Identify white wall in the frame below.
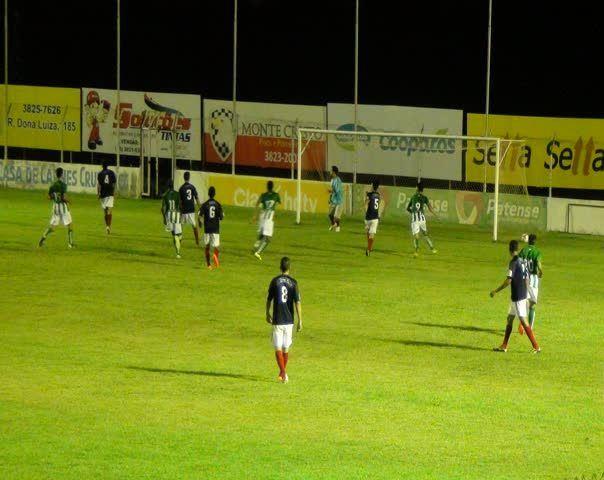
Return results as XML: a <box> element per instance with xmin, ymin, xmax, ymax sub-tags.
<box><xmin>547</xmin><ymin>197</ymin><xmax>604</xmax><ymax>235</ymax></box>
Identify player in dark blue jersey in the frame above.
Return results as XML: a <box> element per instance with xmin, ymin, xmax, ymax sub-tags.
<box><xmin>199</xmin><ymin>186</ymin><xmax>224</xmax><ymax>269</ymax></box>
<box><xmin>490</xmin><ymin>240</ymin><xmax>541</xmax><ymax>353</ymax></box>
<box><xmin>97</xmin><ymin>161</ymin><xmax>117</xmax><ymax>234</ymax></box>
<box><xmin>266</xmin><ymin>257</ymin><xmax>302</xmax><ymax>383</ymax></box>
<box><xmin>179</xmin><ymin>171</ymin><xmax>201</xmax><ymax>245</ymax></box>
<box><xmin>364</xmin><ymin>180</ymin><xmax>381</xmax><ymax>256</ymax></box>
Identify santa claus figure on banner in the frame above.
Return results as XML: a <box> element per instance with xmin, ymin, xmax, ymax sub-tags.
<box><xmin>84</xmin><ymin>90</ymin><xmax>111</xmax><ymax>150</ymax></box>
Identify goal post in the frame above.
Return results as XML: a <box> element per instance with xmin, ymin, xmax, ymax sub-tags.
<box><xmin>296</xmin><ymin>127</ymin><xmax>530</xmax><ymax>242</ymax></box>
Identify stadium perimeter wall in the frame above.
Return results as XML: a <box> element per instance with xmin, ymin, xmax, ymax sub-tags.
<box><xmin>0</xmin><ymin>159</ymin><xmax>140</xmax><ymax>198</ymax></box>
<box><xmin>547</xmin><ymin>197</ymin><xmax>604</xmax><ymax>235</ymax></box>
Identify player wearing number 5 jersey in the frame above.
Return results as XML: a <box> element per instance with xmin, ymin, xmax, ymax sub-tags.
<box><xmin>518</xmin><ymin>233</ymin><xmax>543</xmax><ymax>333</ymax></box>
<box><xmin>97</xmin><ymin>161</ymin><xmax>116</xmax><ymax>234</ymax></box>
<box><xmin>266</xmin><ymin>257</ymin><xmax>302</xmax><ymax>383</ymax></box>
<box><xmin>253</xmin><ymin>180</ymin><xmax>281</xmax><ymax>260</ymax></box>
<box><xmin>490</xmin><ymin>240</ymin><xmax>540</xmax><ymax>353</ymax></box>
<box><xmin>406</xmin><ymin>182</ymin><xmax>437</xmax><ymax>256</ymax></box>
<box><xmin>39</xmin><ymin>168</ymin><xmax>74</xmax><ymax>248</ymax></box>
<box><xmin>199</xmin><ymin>186</ymin><xmax>223</xmax><ymax>270</ymax></box>
<box><xmin>161</xmin><ymin>180</ymin><xmax>182</xmax><ymax>259</ymax></box>
<box><xmin>179</xmin><ymin>171</ymin><xmax>201</xmax><ymax>246</ymax></box>
<box><xmin>364</xmin><ymin>180</ymin><xmax>381</xmax><ymax>256</ymax></box>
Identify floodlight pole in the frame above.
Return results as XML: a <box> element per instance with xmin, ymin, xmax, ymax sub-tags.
<box><xmin>483</xmin><ymin>0</ymin><xmax>493</xmax><ymax>193</ymax></box>
<box><xmin>353</xmin><ymin>0</ymin><xmax>359</xmax><ymax>186</ymax></box>
<box><xmin>3</xmin><ymin>0</ymin><xmax>8</xmax><ymax>162</ymax></box>
<box><xmin>116</xmin><ymin>0</ymin><xmax>121</xmax><ymax>175</ymax></box>
<box><xmin>231</xmin><ymin>0</ymin><xmax>238</xmax><ymax>175</ymax></box>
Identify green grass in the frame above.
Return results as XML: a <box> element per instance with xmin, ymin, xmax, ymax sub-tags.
<box><xmin>0</xmin><ymin>188</ymin><xmax>602</xmax><ymax>480</ymax></box>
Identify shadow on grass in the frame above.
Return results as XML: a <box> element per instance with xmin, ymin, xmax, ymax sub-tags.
<box><xmin>126</xmin><ymin>366</ymin><xmax>267</xmax><ymax>382</ymax></box>
<box><xmin>403</xmin><ymin>321</ymin><xmax>503</xmax><ymax>336</ymax></box>
<box><xmin>376</xmin><ymin>338</ymin><xmax>493</xmax><ymax>352</ymax></box>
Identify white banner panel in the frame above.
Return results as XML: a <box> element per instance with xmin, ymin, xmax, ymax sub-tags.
<box><xmin>327</xmin><ymin>103</ymin><xmax>463</xmax><ymax>180</ymax></box>
<box><xmin>204</xmin><ymin>99</ymin><xmax>326</xmax><ymax>169</ymax></box>
<box><xmin>81</xmin><ymin>88</ymin><xmax>201</xmax><ymax>160</ymax></box>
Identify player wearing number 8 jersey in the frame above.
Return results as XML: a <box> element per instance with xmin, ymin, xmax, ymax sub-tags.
<box><xmin>179</xmin><ymin>171</ymin><xmax>201</xmax><ymax>246</ymax></box>
<box><xmin>253</xmin><ymin>181</ymin><xmax>281</xmax><ymax>260</ymax></box>
<box><xmin>161</xmin><ymin>180</ymin><xmax>182</xmax><ymax>258</ymax></box>
<box><xmin>406</xmin><ymin>182</ymin><xmax>437</xmax><ymax>256</ymax></box>
<box><xmin>199</xmin><ymin>186</ymin><xmax>223</xmax><ymax>269</ymax></box>
<box><xmin>518</xmin><ymin>233</ymin><xmax>543</xmax><ymax>332</ymax></box>
<box><xmin>266</xmin><ymin>257</ymin><xmax>302</xmax><ymax>383</ymax></box>
<box><xmin>38</xmin><ymin>168</ymin><xmax>74</xmax><ymax>248</ymax></box>
<box><xmin>490</xmin><ymin>240</ymin><xmax>540</xmax><ymax>353</ymax></box>
<box><xmin>97</xmin><ymin>161</ymin><xmax>116</xmax><ymax>234</ymax></box>
<box><xmin>364</xmin><ymin>180</ymin><xmax>381</xmax><ymax>256</ymax></box>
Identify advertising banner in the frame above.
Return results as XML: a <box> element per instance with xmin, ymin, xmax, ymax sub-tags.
<box><xmin>352</xmin><ymin>184</ymin><xmax>546</xmax><ymax>230</ymax></box>
<box><xmin>81</xmin><ymin>88</ymin><xmax>201</xmax><ymax>160</ymax></box>
<box><xmin>327</xmin><ymin>103</ymin><xmax>463</xmax><ymax>180</ymax></box>
<box><xmin>466</xmin><ymin>114</ymin><xmax>604</xmax><ymax>190</ymax></box>
<box><xmin>0</xmin><ymin>85</ymin><xmax>80</xmax><ymax>151</ymax></box>
<box><xmin>203</xmin><ymin>99</ymin><xmax>326</xmax><ymax>171</ymax></box>
<box><xmin>0</xmin><ymin>159</ymin><xmax>140</xmax><ymax>198</ymax></box>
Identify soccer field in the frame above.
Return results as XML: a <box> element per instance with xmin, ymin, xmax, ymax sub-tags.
<box><xmin>1</xmin><ymin>188</ymin><xmax>602</xmax><ymax>480</ymax></box>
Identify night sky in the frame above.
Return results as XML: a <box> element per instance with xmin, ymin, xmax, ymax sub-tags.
<box><xmin>4</xmin><ymin>0</ymin><xmax>603</xmax><ymax>118</ymax></box>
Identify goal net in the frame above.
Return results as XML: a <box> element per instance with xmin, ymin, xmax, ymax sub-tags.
<box><xmin>295</xmin><ymin>127</ymin><xmax>541</xmax><ymax>241</ymax></box>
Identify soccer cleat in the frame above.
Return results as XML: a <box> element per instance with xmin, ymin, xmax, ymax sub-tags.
<box><xmin>38</xmin><ymin>238</ymin><xmax>45</xmax><ymax>247</ymax></box>
<box><xmin>277</xmin><ymin>374</ymin><xmax>284</xmax><ymax>382</ymax></box>
<box><xmin>431</xmin><ymin>249</ymin><xmax>438</xmax><ymax>254</ymax></box>
<box><xmin>207</xmin><ymin>265</ymin><xmax>214</xmax><ymax>270</ymax></box>
<box><xmin>532</xmin><ymin>348</ymin><xmax>541</xmax><ymax>354</ymax></box>
<box><xmin>335</xmin><ymin>226</ymin><xmax>341</xmax><ymax>233</ymax></box>
<box><xmin>518</xmin><ymin>324</ymin><xmax>524</xmax><ymax>335</ymax></box>
<box><xmin>106</xmin><ymin>226</ymin><xmax>111</xmax><ymax>235</ymax></box>
<box><xmin>176</xmin><ymin>254</ymin><xmax>181</xmax><ymax>259</ymax></box>
<box><xmin>68</xmin><ymin>244</ymin><xmax>74</xmax><ymax>249</ymax></box>
<box><xmin>413</xmin><ymin>251</ymin><xmax>419</xmax><ymax>258</ymax></box>
<box><xmin>328</xmin><ymin>225</ymin><xmax>334</xmax><ymax>231</ymax></box>
<box><xmin>254</xmin><ymin>252</ymin><xmax>262</xmax><ymax>261</ymax></box>
<box><xmin>493</xmin><ymin>346</ymin><xmax>507</xmax><ymax>352</ymax></box>
<box><xmin>365</xmin><ymin>249</ymin><xmax>369</xmax><ymax>257</ymax></box>
<box><xmin>282</xmin><ymin>373</ymin><xmax>289</xmax><ymax>384</ymax></box>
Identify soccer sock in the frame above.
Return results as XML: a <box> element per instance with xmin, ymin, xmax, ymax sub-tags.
<box><xmin>413</xmin><ymin>238</ymin><xmax>419</xmax><ymax>251</ymax></box>
<box><xmin>193</xmin><ymin>227</ymin><xmax>199</xmax><ymax>245</ymax></box>
<box><xmin>42</xmin><ymin>227</ymin><xmax>53</xmax><ymax>239</ymax></box>
<box><xmin>258</xmin><ymin>236</ymin><xmax>270</xmax><ymax>253</ymax></box>
<box><xmin>275</xmin><ymin>351</ymin><xmax>285</xmax><ymax>376</ymax></box>
<box><xmin>335</xmin><ymin>218</ymin><xmax>340</xmax><ymax>227</ymax></box>
<box><xmin>107</xmin><ymin>213</ymin><xmax>112</xmax><ymax>226</ymax></box>
<box><xmin>104</xmin><ymin>213</ymin><xmax>109</xmax><ymax>227</ymax></box>
<box><xmin>523</xmin><ymin>323</ymin><xmax>540</xmax><ymax>350</ymax></box>
<box><xmin>529</xmin><ymin>306</ymin><xmax>536</xmax><ymax>328</ymax></box>
<box><xmin>68</xmin><ymin>229</ymin><xmax>74</xmax><ymax>246</ymax></box>
<box><xmin>213</xmin><ymin>248</ymin><xmax>220</xmax><ymax>265</ymax></box>
<box><xmin>174</xmin><ymin>235</ymin><xmax>181</xmax><ymax>254</ymax></box>
<box><xmin>204</xmin><ymin>246</ymin><xmax>211</xmax><ymax>266</ymax></box>
<box><xmin>502</xmin><ymin>322</ymin><xmax>513</xmax><ymax>348</ymax></box>
<box><xmin>368</xmin><ymin>237</ymin><xmax>374</xmax><ymax>251</ymax></box>
<box><xmin>283</xmin><ymin>351</ymin><xmax>289</xmax><ymax>369</ymax></box>
<box><xmin>329</xmin><ymin>214</ymin><xmax>334</xmax><ymax>225</ymax></box>
<box><xmin>425</xmin><ymin>236</ymin><xmax>434</xmax><ymax>249</ymax></box>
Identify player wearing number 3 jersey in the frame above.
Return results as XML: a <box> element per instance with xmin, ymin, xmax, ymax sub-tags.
<box><xmin>179</xmin><ymin>171</ymin><xmax>201</xmax><ymax>246</ymax></box>
<box><xmin>266</xmin><ymin>257</ymin><xmax>302</xmax><ymax>383</ymax></box>
<box><xmin>406</xmin><ymin>182</ymin><xmax>437</xmax><ymax>256</ymax></box>
<box><xmin>199</xmin><ymin>186</ymin><xmax>223</xmax><ymax>270</ymax></box>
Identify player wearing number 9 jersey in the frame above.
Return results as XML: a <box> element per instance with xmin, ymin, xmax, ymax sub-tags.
<box><xmin>179</xmin><ymin>171</ymin><xmax>201</xmax><ymax>246</ymax></box>
<box><xmin>199</xmin><ymin>186</ymin><xmax>223</xmax><ymax>269</ymax></box>
<box><xmin>406</xmin><ymin>182</ymin><xmax>437</xmax><ymax>256</ymax></box>
<box><xmin>266</xmin><ymin>257</ymin><xmax>302</xmax><ymax>383</ymax></box>
<box><xmin>364</xmin><ymin>180</ymin><xmax>381</xmax><ymax>256</ymax></box>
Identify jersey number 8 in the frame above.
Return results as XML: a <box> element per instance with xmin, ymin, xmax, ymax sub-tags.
<box><xmin>281</xmin><ymin>285</ymin><xmax>288</xmax><ymax>303</ymax></box>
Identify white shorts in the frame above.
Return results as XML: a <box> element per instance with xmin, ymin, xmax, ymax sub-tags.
<box><xmin>508</xmin><ymin>299</ymin><xmax>528</xmax><ymax>318</ymax></box>
<box><xmin>100</xmin><ymin>196</ymin><xmax>114</xmax><ymax>209</ymax></box>
<box><xmin>259</xmin><ymin>218</ymin><xmax>274</xmax><ymax>237</ymax></box>
<box><xmin>527</xmin><ymin>275</ymin><xmax>539</xmax><ymax>303</ymax></box>
<box><xmin>329</xmin><ymin>203</ymin><xmax>343</xmax><ymax>218</ymax></box>
<box><xmin>50</xmin><ymin>211</ymin><xmax>72</xmax><ymax>227</ymax></box>
<box><xmin>181</xmin><ymin>213</ymin><xmax>197</xmax><ymax>226</ymax></box>
<box><xmin>204</xmin><ymin>233</ymin><xmax>220</xmax><ymax>247</ymax></box>
<box><xmin>411</xmin><ymin>220</ymin><xmax>427</xmax><ymax>236</ymax></box>
<box><xmin>272</xmin><ymin>324</ymin><xmax>293</xmax><ymax>351</ymax></box>
<box><xmin>165</xmin><ymin>212</ymin><xmax>182</xmax><ymax>235</ymax></box>
<box><xmin>365</xmin><ymin>219</ymin><xmax>379</xmax><ymax>235</ymax></box>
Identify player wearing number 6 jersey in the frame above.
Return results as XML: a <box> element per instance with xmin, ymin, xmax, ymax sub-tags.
<box><xmin>518</xmin><ymin>233</ymin><xmax>543</xmax><ymax>333</ymax></box>
<box><xmin>179</xmin><ymin>171</ymin><xmax>201</xmax><ymax>246</ymax></box>
<box><xmin>161</xmin><ymin>180</ymin><xmax>182</xmax><ymax>259</ymax></box>
<box><xmin>266</xmin><ymin>256</ymin><xmax>302</xmax><ymax>383</ymax></box>
<box><xmin>253</xmin><ymin>181</ymin><xmax>281</xmax><ymax>260</ymax></box>
<box><xmin>38</xmin><ymin>168</ymin><xmax>74</xmax><ymax>248</ymax></box>
<box><xmin>97</xmin><ymin>161</ymin><xmax>116</xmax><ymax>234</ymax></box>
<box><xmin>199</xmin><ymin>186</ymin><xmax>223</xmax><ymax>269</ymax></box>
<box><xmin>406</xmin><ymin>182</ymin><xmax>437</xmax><ymax>256</ymax></box>
<box><xmin>364</xmin><ymin>180</ymin><xmax>381</xmax><ymax>256</ymax></box>
<box><xmin>490</xmin><ymin>240</ymin><xmax>540</xmax><ymax>353</ymax></box>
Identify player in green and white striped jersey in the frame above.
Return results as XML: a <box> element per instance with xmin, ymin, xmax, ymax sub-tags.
<box><xmin>406</xmin><ymin>182</ymin><xmax>438</xmax><ymax>256</ymax></box>
<box><xmin>161</xmin><ymin>179</ymin><xmax>183</xmax><ymax>259</ymax></box>
<box><xmin>253</xmin><ymin>180</ymin><xmax>281</xmax><ymax>260</ymax></box>
<box><xmin>38</xmin><ymin>168</ymin><xmax>74</xmax><ymax>248</ymax></box>
<box><xmin>518</xmin><ymin>233</ymin><xmax>543</xmax><ymax>332</ymax></box>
